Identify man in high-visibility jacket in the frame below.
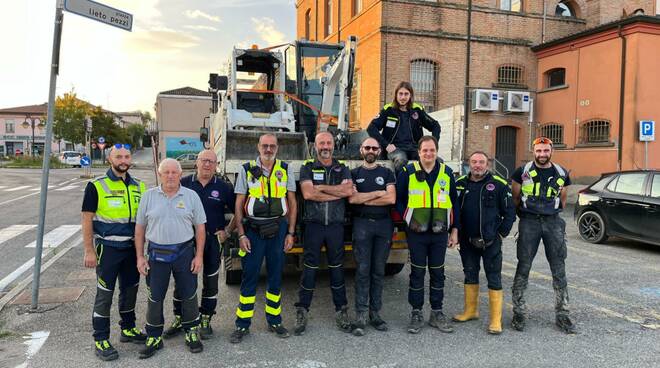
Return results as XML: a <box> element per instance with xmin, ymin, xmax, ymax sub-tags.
<box><xmin>230</xmin><ymin>133</ymin><xmax>298</xmax><ymax>343</ymax></box>
<box><xmin>396</xmin><ymin>136</ymin><xmax>460</xmax><ymax>334</ymax></box>
<box><xmin>511</xmin><ymin>137</ymin><xmax>576</xmax><ymax>334</ymax></box>
<box><xmin>81</xmin><ymin>144</ymin><xmax>147</xmax><ymax>361</ymax></box>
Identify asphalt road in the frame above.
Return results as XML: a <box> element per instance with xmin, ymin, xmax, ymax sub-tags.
<box><xmin>0</xmin><ymin>167</ymin><xmax>658</xmax><ymax>368</ymax></box>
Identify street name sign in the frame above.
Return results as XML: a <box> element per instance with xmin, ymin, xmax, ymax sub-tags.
<box><xmin>64</xmin><ymin>0</ymin><xmax>133</xmax><ymax>32</ymax></box>
<box><xmin>639</xmin><ymin>120</ymin><xmax>655</xmax><ymax>142</ymax></box>
<box><xmin>80</xmin><ymin>156</ymin><xmax>91</xmax><ymax>167</ymax></box>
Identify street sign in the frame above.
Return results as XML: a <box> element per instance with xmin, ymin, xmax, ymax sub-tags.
<box><xmin>639</xmin><ymin>120</ymin><xmax>655</xmax><ymax>142</ymax></box>
<box><xmin>80</xmin><ymin>156</ymin><xmax>91</xmax><ymax>167</ymax></box>
<box><xmin>97</xmin><ymin>143</ymin><xmax>106</xmax><ymax>150</ymax></box>
<box><xmin>98</xmin><ymin>136</ymin><xmax>105</xmax><ymax>144</ymax></box>
<box><xmin>63</xmin><ymin>0</ymin><xmax>133</xmax><ymax>32</ymax></box>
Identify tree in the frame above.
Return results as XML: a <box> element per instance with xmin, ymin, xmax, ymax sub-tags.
<box><xmin>89</xmin><ymin>107</ymin><xmax>130</xmax><ymax>146</ymax></box>
<box><xmin>53</xmin><ymin>91</ymin><xmax>90</xmax><ymax>144</ymax></box>
<box><xmin>126</xmin><ymin>123</ymin><xmax>145</xmax><ymax>148</ymax></box>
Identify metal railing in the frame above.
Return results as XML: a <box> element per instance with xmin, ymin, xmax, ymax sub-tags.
<box><xmin>492</xmin><ymin>157</ymin><xmax>510</xmax><ymax>180</ymax></box>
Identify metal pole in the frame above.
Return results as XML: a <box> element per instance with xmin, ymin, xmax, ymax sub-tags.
<box><xmin>31</xmin><ymin>2</ymin><xmax>63</xmax><ymax>310</ymax></box>
<box><xmin>645</xmin><ymin>141</ymin><xmax>648</xmax><ymax>170</ymax></box>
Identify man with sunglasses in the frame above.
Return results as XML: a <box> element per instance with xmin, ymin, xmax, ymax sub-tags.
<box><xmin>163</xmin><ymin>150</ymin><xmax>235</xmax><ymax>340</ymax></box>
<box><xmin>510</xmin><ymin>137</ymin><xmax>576</xmax><ymax>334</ymax></box>
<box><xmin>230</xmin><ymin>133</ymin><xmax>297</xmax><ymax>343</ymax></box>
<box><xmin>348</xmin><ymin>137</ymin><xmax>396</xmax><ymax>336</ymax></box>
<box><xmin>81</xmin><ymin>143</ymin><xmax>148</xmax><ymax>361</ymax></box>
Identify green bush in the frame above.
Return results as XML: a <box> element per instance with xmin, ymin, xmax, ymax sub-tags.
<box><xmin>7</xmin><ymin>155</ymin><xmax>66</xmax><ymax>168</ymax></box>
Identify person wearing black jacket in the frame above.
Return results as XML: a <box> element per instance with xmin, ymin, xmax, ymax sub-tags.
<box><xmin>452</xmin><ymin>151</ymin><xmax>515</xmax><ymax>335</ymax></box>
<box><xmin>367</xmin><ymin>81</ymin><xmax>441</xmax><ymax>171</ymax></box>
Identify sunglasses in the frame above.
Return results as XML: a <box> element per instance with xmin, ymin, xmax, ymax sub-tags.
<box><xmin>361</xmin><ymin>146</ymin><xmax>380</xmax><ymax>152</ymax></box>
<box><xmin>532</xmin><ymin>137</ymin><xmax>553</xmax><ymax>146</ymax></box>
<box><xmin>113</xmin><ymin>143</ymin><xmax>132</xmax><ymax>149</ymax></box>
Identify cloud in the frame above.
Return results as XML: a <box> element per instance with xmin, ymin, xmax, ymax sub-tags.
<box><xmin>124</xmin><ymin>26</ymin><xmax>200</xmax><ymax>53</ymax></box>
<box><xmin>184</xmin><ymin>9</ymin><xmax>221</xmax><ymax>23</ymax></box>
<box><xmin>251</xmin><ymin>17</ymin><xmax>287</xmax><ymax>46</ymax></box>
<box><xmin>210</xmin><ymin>0</ymin><xmax>292</xmax><ymax>8</ymax></box>
<box><xmin>184</xmin><ymin>25</ymin><xmax>219</xmax><ymax>32</ymax></box>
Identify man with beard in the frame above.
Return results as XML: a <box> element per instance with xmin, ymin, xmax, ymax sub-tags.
<box><xmin>452</xmin><ymin>151</ymin><xmax>515</xmax><ymax>334</ymax></box>
<box><xmin>81</xmin><ymin>144</ymin><xmax>148</xmax><ymax>361</ymax></box>
<box><xmin>135</xmin><ymin>158</ymin><xmax>206</xmax><ymax>358</ymax></box>
<box><xmin>510</xmin><ymin>137</ymin><xmax>576</xmax><ymax>334</ymax></box>
<box><xmin>294</xmin><ymin>131</ymin><xmax>354</xmax><ymax>335</ymax></box>
<box><xmin>347</xmin><ymin>137</ymin><xmax>396</xmax><ymax>336</ymax></box>
<box><xmin>230</xmin><ymin>133</ymin><xmax>297</xmax><ymax>343</ymax></box>
<box><xmin>163</xmin><ymin>149</ymin><xmax>235</xmax><ymax>340</ymax></box>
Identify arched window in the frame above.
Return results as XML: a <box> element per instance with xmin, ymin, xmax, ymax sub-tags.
<box><xmin>410</xmin><ymin>59</ymin><xmax>438</xmax><ymax>112</ymax></box>
<box><xmin>580</xmin><ymin>119</ymin><xmax>611</xmax><ymax>144</ymax></box>
<box><xmin>497</xmin><ymin>64</ymin><xmax>526</xmax><ymax>87</ymax></box>
<box><xmin>540</xmin><ymin>123</ymin><xmax>564</xmax><ymax>145</ymax></box>
<box><xmin>555</xmin><ymin>1</ymin><xmax>581</xmax><ymax>18</ymax></box>
<box><xmin>352</xmin><ymin>0</ymin><xmax>363</xmax><ymax>17</ymax></box>
<box><xmin>304</xmin><ymin>9</ymin><xmax>311</xmax><ymax>40</ymax></box>
<box><xmin>545</xmin><ymin>67</ymin><xmax>566</xmax><ymax>88</ymax></box>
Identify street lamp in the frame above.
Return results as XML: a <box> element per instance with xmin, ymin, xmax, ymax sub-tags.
<box><xmin>22</xmin><ymin>116</ymin><xmax>45</xmax><ymax>156</ymax></box>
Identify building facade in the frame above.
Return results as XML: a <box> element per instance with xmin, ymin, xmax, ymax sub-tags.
<box><xmin>295</xmin><ymin>0</ymin><xmax>658</xmax><ymax>177</ymax></box>
<box><xmin>0</xmin><ymin>104</ymin><xmax>67</xmax><ymax>157</ymax></box>
<box><xmin>154</xmin><ymin>87</ymin><xmax>211</xmax><ymax>159</ymax></box>
<box><xmin>533</xmin><ymin>15</ymin><xmax>660</xmax><ymax>180</ymax></box>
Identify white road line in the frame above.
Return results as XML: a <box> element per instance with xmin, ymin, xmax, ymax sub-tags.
<box><xmin>5</xmin><ymin>185</ymin><xmax>31</xmax><ymax>192</ymax></box>
<box><xmin>25</xmin><ymin>225</ymin><xmax>81</xmax><ymax>248</ymax></box>
<box><xmin>54</xmin><ymin>185</ymin><xmax>78</xmax><ymax>191</ymax></box>
<box><xmin>0</xmin><ymin>186</ymin><xmax>6</xmax><ymax>189</ymax></box>
<box><xmin>0</xmin><ymin>225</ymin><xmax>37</xmax><ymax>245</ymax></box>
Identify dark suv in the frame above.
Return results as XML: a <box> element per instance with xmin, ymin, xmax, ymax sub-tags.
<box><xmin>574</xmin><ymin>170</ymin><xmax>660</xmax><ymax>246</ymax></box>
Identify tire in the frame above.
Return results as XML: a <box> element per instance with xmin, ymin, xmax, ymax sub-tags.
<box><xmin>577</xmin><ymin>210</ymin><xmax>608</xmax><ymax>244</ymax></box>
<box><xmin>384</xmin><ymin>263</ymin><xmax>405</xmax><ymax>276</ymax></box>
<box><xmin>225</xmin><ymin>269</ymin><xmax>242</xmax><ymax>285</ymax></box>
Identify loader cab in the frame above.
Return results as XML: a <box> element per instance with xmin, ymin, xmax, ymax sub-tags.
<box><xmin>285</xmin><ymin>41</ymin><xmax>343</xmax><ymax>142</ymax></box>
<box><xmin>233</xmin><ymin>49</ymin><xmax>281</xmax><ymax>114</ymax></box>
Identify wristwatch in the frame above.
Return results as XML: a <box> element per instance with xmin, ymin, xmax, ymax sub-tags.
<box><xmin>287</xmin><ymin>232</ymin><xmax>295</xmax><ymax>236</ymax></box>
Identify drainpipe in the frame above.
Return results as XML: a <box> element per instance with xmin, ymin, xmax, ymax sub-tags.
<box><xmin>338</xmin><ymin>0</ymin><xmax>341</xmax><ymax>42</ymax></box>
<box><xmin>462</xmin><ymin>0</ymin><xmax>473</xmax><ymax>162</ymax></box>
<box><xmin>315</xmin><ymin>0</ymin><xmax>319</xmax><ymax>41</ymax></box>
<box><xmin>383</xmin><ymin>41</ymin><xmax>388</xmax><ymax>106</ymax></box>
<box><xmin>617</xmin><ymin>25</ymin><xmax>627</xmax><ymax>170</ymax></box>
<box><xmin>542</xmin><ymin>0</ymin><xmax>547</xmax><ymax>43</ymax></box>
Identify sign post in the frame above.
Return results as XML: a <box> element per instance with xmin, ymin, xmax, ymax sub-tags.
<box><xmin>639</xmin><ymin>120</ymin><xmax>655</xmax><ymax>170</ymax></box>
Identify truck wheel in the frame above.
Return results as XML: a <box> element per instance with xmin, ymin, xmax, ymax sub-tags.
<box><xmin>384</xmin><ymin>263</ymin><xmax>404</xmax><ymax>276</ymax></box>
<box><xmin>225</xmin><ymin>269</ymin><xmax>242</xmax><ymax>285</ymax></box>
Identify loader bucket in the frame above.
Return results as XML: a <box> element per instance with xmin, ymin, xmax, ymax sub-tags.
<box><xmin>222</xmin><ymin>130</ymin><xmax>310</xmax><ymax>161</ymax></box>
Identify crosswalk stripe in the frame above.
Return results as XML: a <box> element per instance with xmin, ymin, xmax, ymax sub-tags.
<box><xmin>55</xmin><ymin>185</ymin><xmax>78</xmax><ymax>191</ymax></box>
<box><xmin>0</xmin><ymin>225</ymin><xmax>37</xmax><ymax>245</ymax></box>
<box><xmin>5</xmin><ymin>186</ymin><xmax>31</xmax><ymax>192</ymax></box>
<box><xmin>25</xmin><ymin>225</ymin><xmax>81</xmax><ymax>248</ymax></box>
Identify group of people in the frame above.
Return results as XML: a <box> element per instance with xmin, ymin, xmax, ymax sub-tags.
<box><xmin>82</xmin><ymin>82</ymin><xmax>576</xmax><ymax>362</ymax></box>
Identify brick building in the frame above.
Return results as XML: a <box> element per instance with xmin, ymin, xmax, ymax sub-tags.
<box><xmin>295</xmin><ymin>0</ymin><xmax>658</xmax><ymax>176</ymax></box>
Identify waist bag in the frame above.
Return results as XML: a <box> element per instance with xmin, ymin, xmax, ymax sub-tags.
<box><xmin>247</xmin><ymin>218</ymin><xmax>281</xmax><ymax>239</ymax></box>
<box><xmin>148</xmin><ymin>239</ymin><xmax>193</xmax><ymax>263</ymax></box>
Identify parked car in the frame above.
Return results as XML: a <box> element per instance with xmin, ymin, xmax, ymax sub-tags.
<box><xmin>175</xmin><ymin>153</ymin><xmax>197</xmax><ymax>170</ymax></box>
<box><xmin>59</xmin><ymin>151</ymin><xmax>82</xmax><ymax>167</ymax></box>
<box><xmin>574</xmin><ymin>170</ymin><xmax>660</xmax><ymax>246</ymax></box>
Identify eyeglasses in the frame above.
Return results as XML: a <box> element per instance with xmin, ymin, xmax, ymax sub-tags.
<box><xmin>260</xmin><ymin>144</ymin><xmax>277</xmax><ymax>150</ymax></box>
<box><xmin>532</xmin><ymin>137</ymin><xmax>553</xmax><ymax>146</ymax></box>
<box><xmin>361</xmin><ymin>146</ymin><xmax>380</xmax><ymax>152</ymax></box>
<box><xmin>198</xmin><ymin>159</ymin><xmax>216</xmax><ymax>165</ymax></box>
<box><xmin>113</xmin><ymin>143</ymin><xmax>132</xmax><ymax>149</ymax></box>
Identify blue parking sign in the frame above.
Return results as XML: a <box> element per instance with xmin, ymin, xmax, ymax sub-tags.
<box><xmin>80</xmin><ymin>156</ymin><xmax>91</xmax><ymax>167</ymax></box>
<box><xmin>639</xmin><ymin>120</ymin><xmax>655</xmax><ymax>142</ymax></box>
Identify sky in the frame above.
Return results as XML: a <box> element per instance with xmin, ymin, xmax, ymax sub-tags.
<box><xmin>0</xmin><ymin>0</ymin><xmax>296</xmax><ymax>114</ymax></box>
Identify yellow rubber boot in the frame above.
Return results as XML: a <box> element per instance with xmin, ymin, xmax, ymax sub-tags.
<box><xmin>452</xmin><ymin>284</ymin><xmax>480</xmax><ymax>322</ymax></box>
<box><xmin>488</xmin><ymin>289</ymin><xmax>503</xmax><ymax>334</ymax></box>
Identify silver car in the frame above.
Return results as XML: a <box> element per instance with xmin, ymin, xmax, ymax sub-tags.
<box><xmin>175</xmin><ymin>153</ymin><xmax>198</xmax><ymax>170</ymax></box>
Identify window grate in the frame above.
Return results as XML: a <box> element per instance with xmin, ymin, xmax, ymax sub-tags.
<box><xmin>410</xmin><ymin>59</ymin><xmax>438</xmax><ymax>112</ymax></box>
<box><xmin>539</xmin><ymin>123</ymin><xmax>564</xmax><ymax>145</ymax></box>
<box><xmin>497</xmin><ymin>64</ymin><xmax>525</xmax><ymax>86</ymax></box>
<box><xmin>580</xmin><ymin>120</ymin><xmax>610</xmax><ymax>144</ymax></box>
<box><xmin>546</xmin><ymin>68</ymin><xmax>566</xmax><ymax>88</ymax></box>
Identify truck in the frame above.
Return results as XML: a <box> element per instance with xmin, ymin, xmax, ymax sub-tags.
<box><xmin>206</xmin><ymin>37</ymin><xmax>410</xmax><ymax>284</ymax></box>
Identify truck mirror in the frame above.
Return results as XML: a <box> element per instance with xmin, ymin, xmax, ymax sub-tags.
<box><xmin>209</xmin><ymin>74</ymin><xmax>228</xmax><ymax>91</ymax></box>
<box><xmin>200</xmin><ymin>127</ymin><xmax>209</xmax><ymax>143</ymax></box>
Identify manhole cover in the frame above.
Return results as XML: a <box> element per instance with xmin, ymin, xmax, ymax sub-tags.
<box><xmin>10</xmin><ymin>287</ymin><xmax>86</xmax><ymax>305</ymax></box>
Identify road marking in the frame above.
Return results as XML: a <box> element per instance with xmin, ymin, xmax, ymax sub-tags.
<box><xmin>567</xmin><ymin>245</ymin><xmax>660</xmax><ymax>273</ymax></box>
<box><xmin>5</xmin><ymin>185</ymin><xmax>31</xmax><ymax>192</ymax></box>
<box><xmin>29</xmin><ymin>185</ymin><xmax>57</xmax><ymax>191</ymax></box>
<box><xmin>25</xmin><ymin>225</ymin><xmax>81</xmax><ymax>248</ymax></box>
<box><xmin>15</xmin><ymin>331</ymin><xmax>50</xmax><ymax>368</ymax></box>
<box><xmin>54</xmin><ymin>185</ymin><xmax>78</xmax><ymax>191</ymax></box>
<box><xmin>0</xmin><ymin>225</ymin><xmax>36</xmax><ymax>245</ymax></box>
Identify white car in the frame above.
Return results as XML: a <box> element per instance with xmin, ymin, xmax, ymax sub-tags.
<box><xmin>59</xmin><ymin>151</ymin><xmax>82</xmax><ymax>167</ymax></box>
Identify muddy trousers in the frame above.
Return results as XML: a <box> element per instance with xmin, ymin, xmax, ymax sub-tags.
<box><xmin>353</xmin><ymin>217</ymin><xmax>393</xmax><ymax>313</ymax></box>
<box><xmin>512</xmin><ymin>214</ymin><xmax>570</xmax><ymax>317</ymax></box>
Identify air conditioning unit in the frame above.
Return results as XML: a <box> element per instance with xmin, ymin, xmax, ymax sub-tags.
<box><xmin>471</xmin><ymin>89</ymin><xmax>499</xmax><ymax>112</ymax></box>
<box><xmin>503</xmin><ymin>91</ymin><xmax>531</xmax><ymax>113</ymax></box>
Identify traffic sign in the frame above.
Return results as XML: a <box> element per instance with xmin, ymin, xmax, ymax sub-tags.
<box><xmin>80</xmin><ymin>156</ymin><xmax>91</xmax><ymax>167</ymax></box>
<box><xmin>92</xmin><ymin>143</ymin><xmax>97</xmax><ymax>149</ymax></box>
<box><xmin>639</xmin><ymin>120</ymin><xmax>655</xmax><ymax>142</ymax></box>
<box><xmin>97</xmin><ymin>143</ymin><xmax>106</xmax><ymax>150</ymax></box>
<box><xmin>64</xmin><ymin>0</ymin><xmax>133</xmax><ymax>32</ymax></box>
<box><xmin>98</xmin><ymin>136</ymin><xmax>105</xmax><ymax>144</ymax></box>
